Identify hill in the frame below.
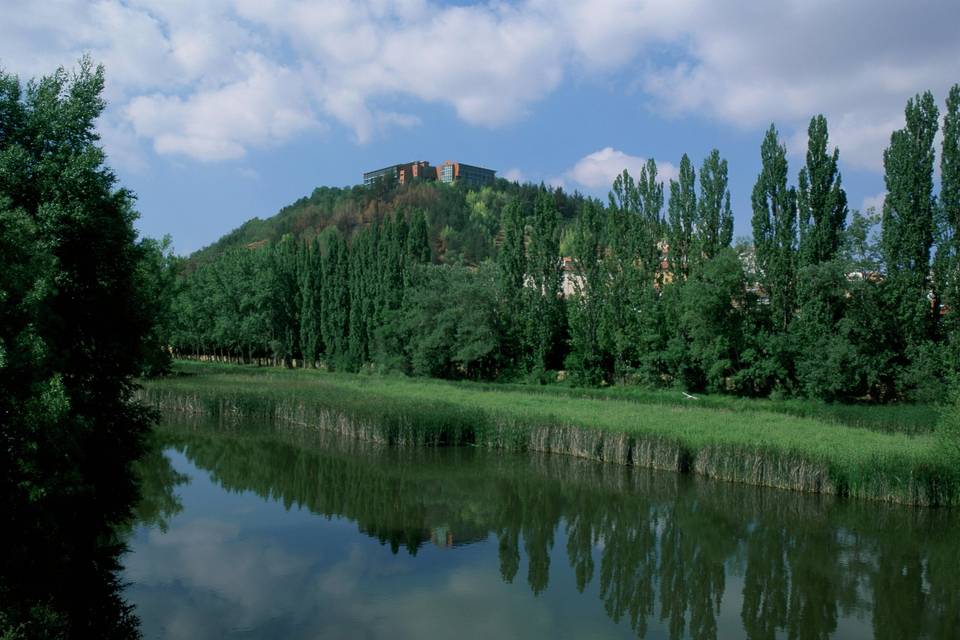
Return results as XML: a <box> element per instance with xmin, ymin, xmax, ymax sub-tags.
<box><xmin>189</xmin><ymin>178</ymin><xmax>588</xmax><ymax>266</ymax></box>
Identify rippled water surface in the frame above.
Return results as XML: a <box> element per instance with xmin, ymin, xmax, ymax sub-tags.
<box><xmin>123</xmin><ymin>417</ymin><xmax>960</xmax><ymax>639</ymax></box>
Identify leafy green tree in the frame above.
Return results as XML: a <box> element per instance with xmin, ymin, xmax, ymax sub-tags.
<box><xmin>797</xmin><ymin>115</ymin><xmax>847</xmax><ymax>266</ymax></box>
<box><xmin>268</xmin><ymin>234</ymin><xmax>301</xmax><ymax>366</ymax></box>
<box><xmin>136</xmin><ymin>235</ymin><xmax>180</xmax><ymax>376</ymax></box>
<box><xmin>881</xmin><ymin>91</ymin><xmax>939</xmax><ymax>347</ymax></box>
<box><xmin>695</xmin><ymin>149</ymin><xmax>734</xmax><ymax>264</ymax></box>
<box><xmin>1</xmin><ymin>59</ymin><xmax>153</xmax><ymax>639</ymax></box>
<box><xmin>681</xmin><ymin>249</ymin><xmax>748</xmax><ymax>393</ymax></box>
<box><xmin>792</xmin><ymin>116</ymin><xmax>852</xmax><ymax>398</ymax></box>
<box><xmin>566</xmin><ymin>200</ymin><xmax>612</xmax><ymax>384</ymax></box>
<box><xmin>321</xmin><ymin>230</ymin><xmax>350</xmax><ymax>367</ymax></box>
<box><xmin>667</xmin><ymin>154</ymin><xmax>697</xmax><ymax>283</ymax></box>
<box><xmin>939</xmin><ymin>85</ymin><xmax>960</xmax><ymax>365</ymax></box>
<box><xmin>527</xmin><ymin>192</ymin><xmax>564</xmax><ymax>377</ymax></box>
<box><xmin>752</xmin><ymin>124</ymin><xmax>798</xmax><ymax>334</ymax></box>
<box><xmin>497</xmin><ymin>200</ymin><xmax>528</xmax><ymax>374</ymax></box>
<box><xmin>299</xmin><ymin>238</ymin><xmax>323</xmax><ymax>367</ymax></box>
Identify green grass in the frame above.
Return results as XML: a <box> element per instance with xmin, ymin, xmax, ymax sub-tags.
<box><xmin>139</xmin><ymin>361</ymin><xmax>958</xmax><ymax>506</ymax></box>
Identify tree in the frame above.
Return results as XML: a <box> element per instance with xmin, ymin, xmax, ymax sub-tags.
<box><xmin>268</xmin><ymin>234</ymin><xmax>301</xmax><ymax>366</ymax></box>
<box><xmin>696</xmin><ymin>149</ymin><xmax>734</xmax><ymax>264</ymax></box>
<box><xmin>939</xmin><ymin>85</ymin><xmax>960</xmax><ymax>364</ymax></box>
<box><xmin>792</xmin><ymin>116</ymin><xmax>851</xmax><ymax>399</ymax></box>
<box><xmin>797</xmin><ymin>115</ymin><xmax>847</xmax><ymax>266</ymax></box>
<box><xmin>526</xmin><ymin>191</ymin><xmax>563</xmax><ymax>377</ymax></box>
<box><xmin>497</xmin><ymin>200</ymin><xmax>528</xmax><ymax>374</ymax></box>
<box><xmin>566</xmin><ymin>200</ymin><xmax>612</xmax><ymax>384</ymax></box>
<box><xmin>752</xmin><ymin>125</ymin><xmax>798</xmax><ymax>334</ymax></box>
<box><xmin>881</xmin><ymin>91</ymin><xmax>939</xmax><ymax>347</ymax></box>
<box><xmin>321</xmin><ymin>230</ymin><xmax>350</xmax><ymax>367</ymax></box>
<box><xmin>1</xmin><ymin>59</ymin><xmax>154</xmax><ymax>639</ymax></box>
<box><xmin>299</xmin><ymin>237</ymin><xmax>323</xmax><ymax>367</ymax></box>
<box><xmin>667</xmin><ymin>154</ymin><xmax>697</xmax><ymax>282</ymax></box>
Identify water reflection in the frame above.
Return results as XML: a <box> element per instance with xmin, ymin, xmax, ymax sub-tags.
<box><xmin>129</xmin><ymin>416</ymin><xmax>960</xmax><ymax>639</ymax></box>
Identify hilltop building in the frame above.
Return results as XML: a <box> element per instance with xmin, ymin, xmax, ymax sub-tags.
<box><xmin>363</xmin><ymin>159</ymin><xmax>495</xmax><ymax>187</ymax></box>
<box><xmin>436</xmin><ymin>160</ymin><xmax>496</xmax><ymax>187</ymax></box>
<box><xmin>363</xmin><ymin>160</ymin><xmax>437</xmax><ymax>186</ymax></box>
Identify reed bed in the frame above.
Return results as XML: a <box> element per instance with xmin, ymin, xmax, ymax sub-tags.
<box><xmin>139</xmin><ymin>362</ymin><xmax>959</xmax><ymax>506</ymax></box>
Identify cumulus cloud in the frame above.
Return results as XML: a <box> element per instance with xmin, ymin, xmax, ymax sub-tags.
<box><xmin>564</xmin><ymin>147</ymin><xmax>678</xmax><ymax>191</ymax></box>
<box><xmin>862</xmin><ymin>192</ymin><xmax>886</xmax><ymax>213</ymax></box>
<box><xmin>502</xmin><ymin>168</ymin><xmax>526</xmax><ymax>183</ymax></box>
<box><xmin>1</xmin><ymin>0</ymin><xmax>957</xmax><ymax>169</ymax></box>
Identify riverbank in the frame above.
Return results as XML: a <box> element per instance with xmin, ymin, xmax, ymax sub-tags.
<box><xmin>139</xmin><ymin>362</ymin><xmax>957</xmax><ymax>506</ymax></box>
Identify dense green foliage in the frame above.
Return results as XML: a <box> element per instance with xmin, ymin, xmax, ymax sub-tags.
<box><xmin>171</xmin><ymin>88</ymin><xmax>960</xmax><ymax>406</ymax></box>
<box><xmin>1</xmin><ymin>60</ymin><xmax>160</xmax><ymax>639</ymax></box>
<box><xmin>142</xmin><ymin>363</ymin><xmax>957</xmax><ymax>506</ymax></box>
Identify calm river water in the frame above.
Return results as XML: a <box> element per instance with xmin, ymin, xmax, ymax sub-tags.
<box><xmin>123</xmin><ymin>416</ymin><xmax>959</xmax><ymax>639</ymax></box>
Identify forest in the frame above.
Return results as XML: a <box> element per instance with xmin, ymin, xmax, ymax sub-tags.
<box><xmin>168</xmin><ymin>86</ymin><xmax>960</xmax><ymax>405</ymax></box>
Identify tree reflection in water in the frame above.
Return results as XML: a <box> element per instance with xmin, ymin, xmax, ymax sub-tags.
<box><xmin>136</xmin><ymin>416</ymin><xmax>960</xmax><ymax>640</ymax></box>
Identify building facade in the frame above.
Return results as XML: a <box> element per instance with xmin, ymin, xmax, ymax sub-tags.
<box><xmin>364</xmin><ymin>160</ymin><xmax>495</xmax><ymax>187</ymax></box>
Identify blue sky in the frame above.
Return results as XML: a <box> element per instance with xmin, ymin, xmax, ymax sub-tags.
<box><xmin>3</xmin><ymin>0</ymin><xmax>958</xmax><ymax>254</ymax></box>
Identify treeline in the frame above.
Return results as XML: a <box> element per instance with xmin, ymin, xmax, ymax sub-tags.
<box><xmin>170</xmin><ymin>86</ymin><xmax>960</xmax><ymax>402</ymax></box>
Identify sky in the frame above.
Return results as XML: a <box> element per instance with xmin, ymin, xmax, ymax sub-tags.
<box><xmin>2</xmin><ymin>0</ymin><xmax>959</xmax><ymax>254</ymax></box>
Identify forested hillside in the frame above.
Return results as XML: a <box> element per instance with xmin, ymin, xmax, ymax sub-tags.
<box><xmin>190</xmin><ymin>177</ymin><xmax>586</xmax><ymax>267</ymax></box>
<box><xmin>168</xmin><ymin>86</ymin><xmax>960</xmax><ymax>404</ymax></box>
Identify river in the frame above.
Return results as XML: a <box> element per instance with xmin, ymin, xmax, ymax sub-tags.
<box><xmin>122</xmin><ymin>415</ymin><xmax>960</xmax><ymax>639</ymax></box>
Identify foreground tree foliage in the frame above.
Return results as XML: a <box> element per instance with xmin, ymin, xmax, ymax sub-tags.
<box><xmin>171</xmin><ymin>86</ymin><xmax>960</xmax><ymax>408</ymax></box>
<box><xmin>1</xmin><ymin>60</ymin><xmax>157</xmax><ymax>639</ymax></box>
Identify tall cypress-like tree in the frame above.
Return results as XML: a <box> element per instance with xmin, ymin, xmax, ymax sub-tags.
<box><xmin>527</xmin><ymin>191</ymin><xmax>563</xmax><ymax>376</ymax></box>
<box><xmin>939</xmin><ymin>85</ymin><xmax>960</xmax><ymax>359</ymax></box>
<box><xmin>667</xmin><ymin>154</ymin><xmax>697</xmax><ymax>282</ymax></box>
<box><xmin>696</xmin><ymin>149</ymin><xmax>734</xmax><ymax>264</ymax></box>
<box><xmin>752</xmin><ymin>125</ymin><xmax>798</xmax><ymax>333</ymax></box>
<box><xmin>299</xmin><ymin>238</ymin><xmax>322</xmax><ymax>367</ymax></box>
<box><xmin>797</xmin><ymin>115</ymin><xmax>847</xmax><ymax>266</ymax></box>
<box><xmin>881</xmin><ymin>91</ymin><xmax>939</xmax><ymax>345</ymax></box>
<box><xmin>566</xmin><ymin>200</ymin><xmax>610</xmax><ymax>384</ymax></box>
<box><xmin>268</xmin><ymin>234</ymin><xmax>301</xmax><ymax>366</ymax></box>
<box><xmin>497</xmin><ymin>200</ymin><xmax>527</xmax><ymax>371</ymax></box>
<box><xmin>792</xmin><ymin>115</ymin><xmax>853</xmax><ymax>399</ymax></box>
<box><xmin>407</xmin><ymin>208</ymin><xmax>432</xmax><ymax>265</ymax></box>
<box><xmin>321</xmin><ymin>230</ymin><xmax>349</xmax><ymax>367</ymax></box>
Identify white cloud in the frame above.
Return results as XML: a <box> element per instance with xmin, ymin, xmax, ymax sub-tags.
<box><xmin>124</xmin><ymin>54</ymin><xmax>321</xmax><ymax>161</ymax></box>
<box><xmin>564</xmin><ymin>147</ymin><xmax>678</xmax><ymax>191</ymax></box>
<box><xmin>502</xmin><ymin>168</ymin><xmax>525</xmax><ymax>183</ymax></box>
<box><xmin>2</xmin><ymin>0</ymin><xmax>957</xmax><ymax>169</ymax></box>
<box><xmin>861</xmin><ymin>192</ymin><xmax>886</xmax><ymax>213</ymax></box>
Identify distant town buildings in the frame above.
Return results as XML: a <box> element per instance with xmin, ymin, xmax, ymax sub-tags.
<box><xmin>363</xmin><ymin>160</ymin><xmax>496</xmax><ymax>187</ymax></box>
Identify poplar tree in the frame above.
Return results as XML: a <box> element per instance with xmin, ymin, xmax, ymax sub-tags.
<box><xmin>667</xmin><ymin>154</ymin><xmax>697</xmax><ymax>282</ymax></box>
<box><xmin>793</xmin><ymin>115</ymin><xmax>852</xmax><ymax>398</ymax></box>
<box><xmin>566</xmin><ymin>200</ymin><xmax>609</xmax><ymax>384</ymax></box>
<box><xmin>939</xmin><ymin>85</ymin><xmax>960</xmax><ymax>360</ymax></box>
<box><xmin>752</xmin><ymin>124</ymin><xmax>798</xmax><ymax>333</ymax></box>
<box><xmin>881</xmin><ymin>91</ymin><xmax>939</xmax><ymax>346</ymax></box>
<box><xmin>527</xmin><ymin>191</ymin><xmax>563</xmax><ymax>376</ymax></box>
<box><xmin>696</xmin><ymin>149</ymin><xmax>734</xmax><ymax>263</ymax></box>
<box><xmin>299</xmin><ymin>238</ymin><xmax>322</xmax><ymax>367</ymax></box>
<box><xmin>797</xmin><ymin>115</ymin><xmax>847</xmax><ymax>266</ymax></box>
<box><xmin>497</xmin><ymin>200</ymin><xmax>527</xmax><ymax>370</ymax></box>
<box><xmin>407</xmin><ymin>209</ymin><xmax>432</xmax><ymax>265</ymax></box>
<box><xmin>321</xmin><ymin>231</ymin><xmax>349</xmax><ymax>367</ymax></box>
<box><xmin>269</xmin><ymin>234</ymin><xmax>301</xmax><ymax>366</ymax></box>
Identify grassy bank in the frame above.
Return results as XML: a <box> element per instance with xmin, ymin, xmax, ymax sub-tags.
<box><xmin>139</xmin><ymin>362</ymin><xmax>958</xmax><ymax>506</ymax></box>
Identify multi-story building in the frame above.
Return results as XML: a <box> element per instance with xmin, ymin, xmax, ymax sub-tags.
<box><xmin>364</xmin><ymin>160</ymin><xmax>495</xmax><ymax>187</ymax></box>
<box><xmin>363</xmin><ymin>160</ymin><xmax>437</xmax><ymax>186</ymax></box>
<box><xmin>436</xmin><ymin>160</ymin><xmax>496</xmax><ymax>187</ymax></box>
